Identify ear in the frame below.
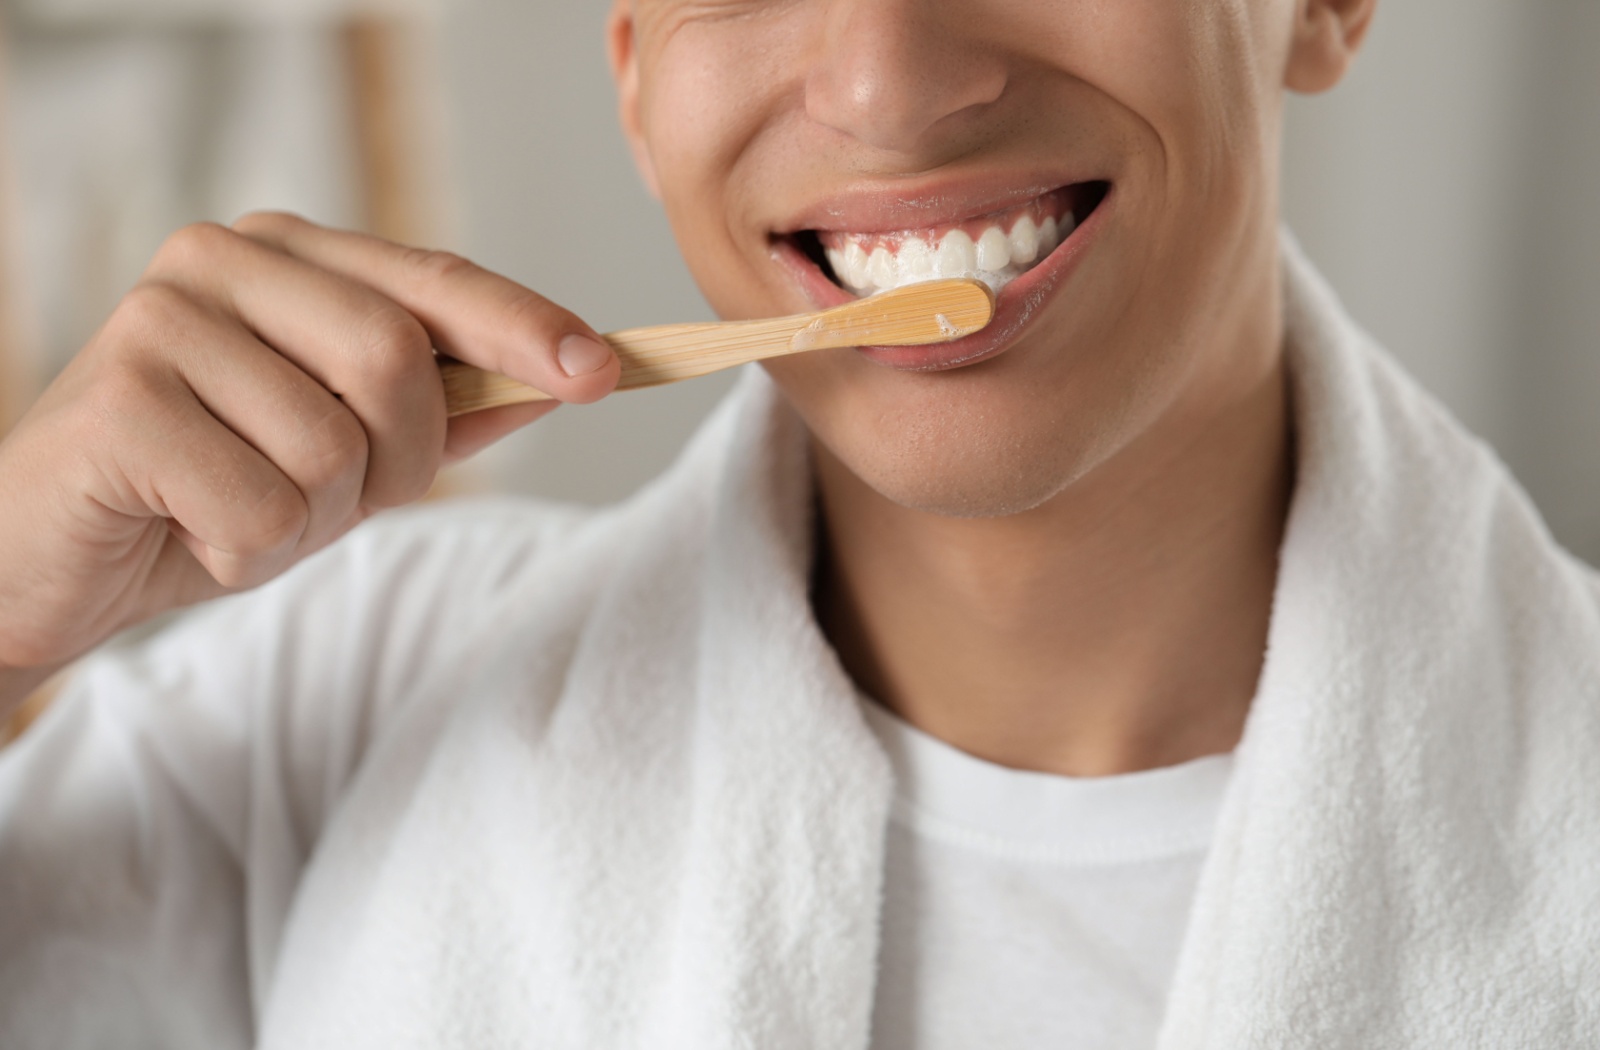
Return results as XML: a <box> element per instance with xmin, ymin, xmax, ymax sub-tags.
<box><xmin>607</xmin><ymin>0</ymin><xmax>662</xmax><ymax>200</ymax></box>
<box><xmin>1283</xmin><ymin>0</ymin><xmax>1378</xmax><ymax>94</ymax></box>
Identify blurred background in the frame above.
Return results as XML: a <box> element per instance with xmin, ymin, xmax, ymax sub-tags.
<box><xmin>0</xmin><ymin>0</ymin><xmax>1596</xmax><ymax>557</ymax></box>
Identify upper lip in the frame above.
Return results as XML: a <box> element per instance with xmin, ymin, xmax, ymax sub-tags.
<box><xmin>773</xmin><ymin>169</ymin><xmax>1104</xmax><ymax>238</ymax></box>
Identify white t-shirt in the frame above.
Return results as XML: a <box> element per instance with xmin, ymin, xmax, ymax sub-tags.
<box><xmin>859</xmin><ymin>699</ymin><xmax>1234</xmax><ymax>1050</ymax></box>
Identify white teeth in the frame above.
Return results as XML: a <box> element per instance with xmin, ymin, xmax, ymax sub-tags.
<box><xmin>937</xmin><ymin>230</ymin><xmax>977</xmax><ymax>273</ymax></box>
<box><xmin>868</xmin><ymin>246</ymin><xmax>898</xmax><ymax>288</ymax></box>
<box><xmin>826</xmin><ymin>243</ymin><xmax>876</xmax><ymax>291</ymax></box>
<box><xmin>841</xmin><ymin>241</ymin><xmax>869</xmax><ymax>289</ymax></box>
<box><xmin>825</xmin><ymin>206</ymin><xmax>1076</xmax><ymax>297</ymax></box>
<box><xmin>825</xmin><ymin>247</ymin><xmax>848</xmax><ymax>283</ymax></box>
<box><xmin>1008</xmin><ymin>215</ymin><xmax>1039</xmax><ymax>266</ymax></box>
<box><xmin>899</xmin><ymin>236</ymin><xmax>935</xmax><ymax>280</ymax></box>
<box><xmin>975</xmin><ymin>226</ymin><xmax>1011</xmax><ymax>272</ymax></box>
<box><xmin>1039</xmin><ymin>216</ymin><xmax>1060</xmax><ymax>256</ymax></box>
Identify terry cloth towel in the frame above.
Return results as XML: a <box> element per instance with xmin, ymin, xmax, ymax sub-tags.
<box><xmin>1</xmin><ymin>234</ymin><xmax>1597</xmax><ymax>1048</ymax></box>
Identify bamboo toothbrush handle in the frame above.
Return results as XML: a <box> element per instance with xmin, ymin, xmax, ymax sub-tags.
<box><xmin>439</xmin><ymin>278</ymin><xmax>994</xmax><ymax>418</ymax></box>
<box><xmin>439</xmin><ymin>316</ymin><xmax>805</xmax><ymax>418</ymax></box>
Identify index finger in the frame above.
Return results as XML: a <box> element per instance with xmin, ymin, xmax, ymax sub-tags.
<box><xmin>232</xmin><ymin>212</ymin><xmax>620</xmax><ymax>404</ymax></box>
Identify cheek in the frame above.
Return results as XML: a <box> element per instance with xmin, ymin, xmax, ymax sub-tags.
<box><xmin>1045</xmin><ymin>0</ymin><xmax>1281</xmax><ymax>222</ymax></box>
<box><xmin>1073</xmin><ymin>0</ymin><xmax>1287</xmax><ymax>363</ymax></box>
<box><xmin>642</xmin><ymin>51</ymin><xmax>745</xmax><ymax>243</ymax></box>
<box><xmin>638</xmin><ymin>21</ymin><xmax>809</xmax><ymax>318</ymax></box>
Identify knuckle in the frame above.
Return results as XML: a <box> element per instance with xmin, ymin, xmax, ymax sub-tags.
<box><xmin>352</xmin><ymin>304</ymin><xmax>434</xmax><ymax>384</ymax></box>
<box><xmin>386</xmin><ymin>463</ymin><xmax>438</xmax><ymax>508</ymax></box>
<box><xmin>230</xmin><ymin>209</ymin><xmax>306</xmax><ymax>240</ymax></box>
<box><xmin>208</xmin><ymin>554</ymin><xmax>278</xmax><ymax>592</ymax></box>
<box><xmin>86</xmin><ymin>361</ymin><xmax>164</xmax><ymax>433</ymax></box>
<box><xmin>81</xmin><ymin>284</ymin><xmax>201</xmax><ymax>406</ymax></box>
<box><xmin>359</xmin><ymin>441</ymin><xmax>440</xmax><ymax>512</ymax></box>
<box><xmin>295</xmin><ymin>406</ymin><xmax>369</xmax><ymax>492</ymax></box>
<box><xmin>150</xmin><ymin>221</ymin><xmax>237</xmax><ymax>274</ymax></box>
<box><xmin>111</xmin><ymin>280</ymin><xmax>195</xmax><ymax>340</ymax></box>
<box><xmin>500</xmin><ymin>288</ymin><xmax>565</xmax><ymax>347</ymax></box>
<box><xmin>399</xmin><ymin>247</ymin><xmax>477</xmax><ymax>286</ymax></box>
<box><xmin>76</xmin><ymin>340</ymin><xmax>184</xmax><ymax>438</ymax></box>
<box><xmin>232</xmin><ymin>479</ymin><xmax>310</xmax><ymax>561</ymax></box>
<box><xmin>361</xmin><ymin>448</ymin><xmax>438</xmax><ymax>511</ymax></box>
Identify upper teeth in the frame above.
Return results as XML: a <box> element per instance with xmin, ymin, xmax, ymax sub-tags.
<box><xmin>824</xmin><ymin>212</ymin><xmax>1072</xmax><ymax>297</ymax></box>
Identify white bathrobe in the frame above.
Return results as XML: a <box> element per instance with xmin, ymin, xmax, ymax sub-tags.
<box><xmin>1</xmin><ymin>239</ymin><xmax>1597</xmax><ymax>1049</ymax></box>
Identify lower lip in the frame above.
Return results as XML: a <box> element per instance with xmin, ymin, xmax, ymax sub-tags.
<box><xmin>773</xmin><ymin>185</ymin><xmax>1113</xmax><ymax>372</ymax></box>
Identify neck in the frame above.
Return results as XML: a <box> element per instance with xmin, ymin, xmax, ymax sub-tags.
<box><xmin>812</xmin><ymin>319</ymin><xmax>1294</xmax><ymax>778</ymax></box>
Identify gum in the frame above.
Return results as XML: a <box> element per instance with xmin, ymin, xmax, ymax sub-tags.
<box><xmin>817</xmin><ymin>187</ymin><xmax>1074</xmax><ymax>255</ymax></box>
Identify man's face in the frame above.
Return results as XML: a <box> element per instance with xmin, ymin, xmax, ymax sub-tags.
<box><xmin>616</xmin><ymin>0</ymin><xmax>1305</xmax><ymax>516</ymax></box>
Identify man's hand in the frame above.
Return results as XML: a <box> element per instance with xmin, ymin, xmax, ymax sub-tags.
<box><xmin>0</xmin><ymin>213</ymin><xmax>619</xmax><ymax>693</ymax></box>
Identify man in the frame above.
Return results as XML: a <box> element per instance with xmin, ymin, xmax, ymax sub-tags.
<box><xmin>2</xmin><ymin>0</ymin><xmax>1596</xmax><ymax>1047</ymax></box>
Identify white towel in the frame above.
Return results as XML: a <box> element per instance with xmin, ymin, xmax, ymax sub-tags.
<box><xmin>0</xmin><ymin>235</ymin><xmax>1595</xmax><ymax>1048</ymax></box>
<box><xmin>1159</xmin><ymin>239</ymin><xmax>1600</xmax><ymax>1047</ymax></box>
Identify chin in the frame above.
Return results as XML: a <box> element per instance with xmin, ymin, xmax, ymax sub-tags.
<box><xmin>781</xmin><ymin>366</ymin><xmax>1118</xmax><ymax>521</ymax></box>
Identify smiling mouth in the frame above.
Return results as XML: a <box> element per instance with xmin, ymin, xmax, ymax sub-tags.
<box><xmin>788</xmin><ymin>181</ymin><xmax>1110</xmax><ymax>299</ymax></box>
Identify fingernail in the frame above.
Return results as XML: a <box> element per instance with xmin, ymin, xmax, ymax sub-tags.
<box><xmin>557</xmin><ymin>334</ymin><xmax>613</xmax><ymax>377</ymax></box>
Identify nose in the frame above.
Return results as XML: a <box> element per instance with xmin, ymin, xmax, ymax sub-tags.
<box><xmin>805</xmin><ymin>0</ymin><xmax>1009</xmax><ymax>157</ymax></box>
